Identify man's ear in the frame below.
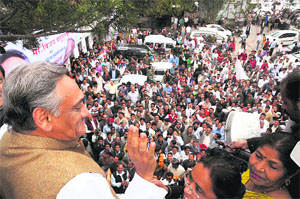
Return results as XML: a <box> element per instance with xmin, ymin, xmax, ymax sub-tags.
<box><xmin>32</xmin><ymin>107</ymin><xmax>53</xmax><ymax>132</ymax></box>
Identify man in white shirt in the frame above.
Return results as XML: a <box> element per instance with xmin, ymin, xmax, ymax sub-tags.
<box><xmin>185</xmin><ymin>103</ymin><xmax>195</xmax><ymax>118</ymax></box>
<box><xmin>199</xmin><ymin>127</ymin><xmax>214</xmax><ymax>147</ymax></box>
<box><xmin>80</xmin><ymin>79</ymin><xmax>90</xmax><ymax>92</ymax></box>
<box><xmin>111</xmin><ymin>163</ymin><xmax>130</xmax><ymax>194</ymax></box>
<box><xmin>127</xmin><ymin>86</ymin><xmax>140</xmax><ymax>105</ymax></box>
<box><xmin>276</xmin><ymin>42</ymin><xmax>283</xmax><ymax>56</ymax></box>
<box><xmin>269</xmin><ymin>39</ymin><xmax>277</xmax><ymax>56</ymax></box>
<box><xmin>256</xmin><ymin>33</ymin><xmax>262</xmax><ymax>50</ymax></box>
<box><xmin>167</xmin><ymin>159</ymin><xmax>185</xmax><ymax>178</ymax></box>
<box><xmin>0</xmin><ymin>62</ymin><xmax>167</xmax><ymax>199</ymax></box>
<box><xmin>95</xmin><ymin>72</ymin><xmax>105</xmax><ymax>93</ymax></box>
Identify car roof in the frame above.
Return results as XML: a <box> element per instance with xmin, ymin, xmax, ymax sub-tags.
<box><xmin>116</xmin><ymin>44</ymin><xmax>151</xmax><ymax>50</ymax></box>
<box><xmin>270</xmin><ymin>30</ymin><xmax>299</xmax><ymax>34</ymax></box>
<box><xmin>118</xmin><ymin>74</ymin><xmax>147</xmax><ymax>86</ymax></box>
<box><xmin>206</xmin><ymin>24</ymin><xmax>222</xmax><ymax>27</ymax></box>
<box><xmin>144</xmin><ymin>35</ymin><xmax>175</xmax><ymax>43</ymax></box>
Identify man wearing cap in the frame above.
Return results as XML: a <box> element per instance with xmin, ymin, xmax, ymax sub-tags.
<box><xmin>103</xmin><ymin>118</ymin><xmax>118</xmax><ymax>139</ymax></box>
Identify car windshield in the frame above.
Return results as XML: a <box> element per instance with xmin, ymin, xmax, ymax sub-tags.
<box><xmin>155</xmin><ymin>70</ymin><xmax>165</xmax><ymax>75</ymax></box>
<box><xmin>192</xmin><ymin>33</ymin><xmax>202</xmax><ymax>37</ymax></box>
<box><xmin>271</xmin><ymin>32</ymin><xmax>281</xmax><ymax>37</ymax></box>
<box><xmin>287</xmin><ymin>43</ymin><xmax>295</xmax><ymax>50</ymax></box>
<box><xmin>294</xmin><ymin>53</ymin><xmax>300</xmax><ymax>59</ymax></box>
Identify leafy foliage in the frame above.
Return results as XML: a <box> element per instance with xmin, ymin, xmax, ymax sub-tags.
<box><xmin>198</xmin><ymin>0</ymin><xmax>227</xmax><ymax>22</ymax></box>
<box><xmin>0</xmin><ymin>0</ymin><xmax>225</xmax><ymax>47</ymax></box>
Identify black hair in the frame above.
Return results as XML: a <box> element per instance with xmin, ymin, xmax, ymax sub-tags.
<box><xmin>98</xmin><ymin>136</ymin><xmax>103</xmax><ymax>141</ymax></box>
<box><xmin>104</xmin><ymin>149</ymin><xmax>111</xmax><ymax>155</ymax></box>
<box><xmin>82</xmin><ymin>138</ymin><xmax>89</xmax><ymax>147</ymax></box>
<box><xmin>215</xmin><ymin>133</ymin><xmax>221</xmax><ymax>139</ymax></box>
<box><xmin>155</xmin><ymin>146</ymin><xmax>161</xmax><ymax>152</ymax></box>
<box><xmin>281</xmin><ymin>69</ymin><xmax>300</xmax><ymax>103</ymax></box>
<box><xmin>200</xmin><ymin>157</ymin><xmax>245</xmax><ymax>199</ymax></box>
<box><xmin>257</xmin><ymin>132</ymin><xmax>298</xmax><ymax>177</ymax></box>
<box><xmin>166</xmin><ymin>172</ymin><xmax>173</xmax><ymax>177</ymax></box>
<box><xmin>257</xmin><ymin>132</ymin><xmax>299</xmax><ymax>198</ymax></box>
<box><xmin>0</xmin><ymin>64</ymin><xmax>5</xmax><ymax>77</ymax></box>
<box><xmin>0</xmin><ymin>50</ymin><xmax>29</xmax><ymax>65</ymax></box>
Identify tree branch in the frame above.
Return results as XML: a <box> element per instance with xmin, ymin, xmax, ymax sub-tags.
<box><xmin>0</xmin><ymin>29</ymin><xmax>92</xmax><ymax>41</ymax></box>
<box><xmin>0</xmin><ymin>8</ymin><xmax>19</xmax><ymax>24</ymax></box>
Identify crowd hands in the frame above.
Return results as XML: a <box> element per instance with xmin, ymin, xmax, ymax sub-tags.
<box><xmin>64</xmin><ymin>15</ymin><xmax>300</xmax><ymax>198</ymax></box>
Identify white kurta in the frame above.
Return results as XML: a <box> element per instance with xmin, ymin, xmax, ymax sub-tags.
<box><xmin>57</xmin><ymin>172</ymin><xmax>167</xmax><ymax>199</ymax></box>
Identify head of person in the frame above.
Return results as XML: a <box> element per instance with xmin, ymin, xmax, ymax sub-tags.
<box><xmin>172</xmin><ymin>158</ymin><xmax>180</xmax><ymax>169</ymax></box>
<box><xmin>116</xmin><ymin>163</ymin><xmax>124</xmax><ymax>174</ymax></box>
<box><xmin>0</xmin><ymin>50</ymin><xmax>29</xmax><ymax>76</ymax></box>
<box><xmin>166</xmin><ymin>171</ymin><xmax>174</xmax><ymax>182</ymax></box>
<box><xmin>63</xmin><ymin>38</ymin><xmax>75</xmax><ymax>65</ymax></box>
<box><xmin>103</xmin><ymin>149</ymin><xmax>111</xmax><ymax>157</ymax></box>
<box><xmin>2</xmin><ymin>61</ymin><xmax>90</xmax><ymax>141</ymax></box>
<box><xmin>280</xmin><ymin>69</ymin><xmax>300</xmax><ymax>123</ymax></box>
<box><xmin>184</xmin><ymin>157</ymin><xmax>245</xmax><ymax>199</ymax></box>
<box><xmin>248</xmin><ymin>132</ymin><xmax>299</xmax><ymax>193</ymax></box>
<box><xmin>0</xmin><ymin>65</ymin><xmax>5</xmax><ymax>107</ymax></box>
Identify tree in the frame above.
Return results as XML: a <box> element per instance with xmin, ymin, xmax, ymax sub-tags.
<box><xmin>0</xmin><ymin>0</ymin><xmax>196</xmax><ymax>48</ymax></box>
<box><xmin>138</xmin><ymin>0</ymin><xmax>194</xmax><ymax>17</ymax></box>
<box><xmin>198</xmin><ymin>0</ymin><xmax>227</xmax><ymax>23</ymax></box>
<box><xmin>0</xmin><ymin>0</ymin><xmax>142</xmax><ymax>46</ymax></box>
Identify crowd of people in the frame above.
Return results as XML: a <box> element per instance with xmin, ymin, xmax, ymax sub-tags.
<box><xmin>0</xmin><ymin>9</ymin><xmax>299</xmax><ymax>198</ymax></box>
<box><xmin>64</xmin><ymin>14</ymin><xmax>300</xmax><ymax>198</ymax></box>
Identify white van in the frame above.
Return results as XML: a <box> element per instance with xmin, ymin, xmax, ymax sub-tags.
<box><xmin>144</xmin><ymin>35</ymin><xmax>176</xmax><ymax>52</ymax></box>
<box><xmin>190</xmin><ymin>28</ymin><xmax>227</xmax><ymax>44</ymax></box>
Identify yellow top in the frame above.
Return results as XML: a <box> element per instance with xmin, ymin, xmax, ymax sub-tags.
<box><xmin>242</xmin><ymin>169</ymin><xmax>275</xmax><ymax>199</ymax></box>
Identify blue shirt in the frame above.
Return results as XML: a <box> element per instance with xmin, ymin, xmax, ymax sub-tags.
<box><xmin>213</xmin><ymin>128</ymin><xmax>225</xmax><ymax>141</ymax></box>
<box><xmin>169</xmin><ymin>57</ymin><xmax>179</xmax><ymax>66</ymax></box>
<box><xmin>163</xmin><ymin>86</ymin><xmax>172</xmax><ymax>95</ymax></box>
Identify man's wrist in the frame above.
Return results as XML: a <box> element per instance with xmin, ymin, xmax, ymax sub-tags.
<box><xmin>136</xmin><ymin>171</ymin><xmax>153</xmax><ymax>182</ymax></box>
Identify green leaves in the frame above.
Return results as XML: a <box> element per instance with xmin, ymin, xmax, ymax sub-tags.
<box><xmin>0</xmin><ymin>0</ymin><xmax>225</xmax><ymax>47</ymax></box>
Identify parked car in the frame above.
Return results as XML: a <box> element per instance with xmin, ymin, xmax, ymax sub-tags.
<box><xmin>282</xmin><ymin>42</ymin><xmax>300</xmax><ymax>53</ymax></box>
<box><xmin>266</xmin><ymin>30</ymin><xmax>299</xmax><ymax>46</ymax></box>
<box><xmin>206</xmin><ymin>24</ymin><xmax>232</xmax><ymax>37</ymax></box>
<box><xmin>112</xmin><ymin>44</ymin><xmax>155</xmax><ymax>60</ymax></box>
<box><xmin>190</xmin><ymin>29</ymin><xmax>227</xmax><ymax>44</ymax></box>
<box><xmin>144</xmin><ymin>35</ymin><xmax>175</xmax><ymax>53</ymax></box>
<box><xmin>287</xmin><ymin>52</ymin><xmax>300</xmax><ymax>65</ymax></box>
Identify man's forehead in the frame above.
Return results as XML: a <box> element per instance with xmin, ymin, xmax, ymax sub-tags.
<box><xmin>57</xmin><ymin>76</ymin><xmax>83</xmax><ymax>102</ymax></box>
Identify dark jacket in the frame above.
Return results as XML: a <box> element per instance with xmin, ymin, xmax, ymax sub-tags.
<box><xmin>109</xmin><ymin>69</ymin><xmax>120</xmax><ymax>79</ymax></box>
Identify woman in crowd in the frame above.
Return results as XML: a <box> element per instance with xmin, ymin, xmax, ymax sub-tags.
<box><xmin>242</xmin><ymin>132</ymin><xmax>299</xmax><ymax>199</ymax></box>
<box><xmin>184</xmin><ymin>157</ymin><xmax>245</xmax><ymax>199</ymax></box>
<box><xmin>153</xmin><ymin>157</ymin><xmax>246</xmax><ymax>199</ymax></box>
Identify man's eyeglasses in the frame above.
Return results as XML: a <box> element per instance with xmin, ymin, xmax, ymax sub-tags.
<box><xmin>184</xmin><ymin>171</ymin><xmax>201</xmax><ymax>199</ymax></box>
